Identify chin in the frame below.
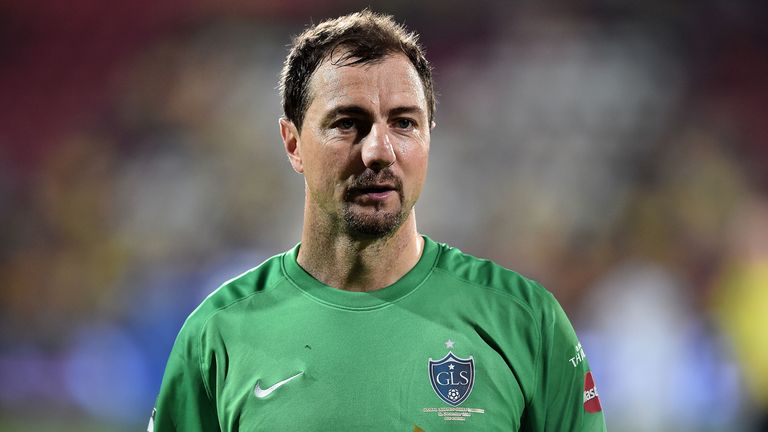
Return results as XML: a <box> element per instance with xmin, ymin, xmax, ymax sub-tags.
<box><xmin>342</xmin><ymin>209</ymin><xmax>405</xmax><ymax>238</ymax></box>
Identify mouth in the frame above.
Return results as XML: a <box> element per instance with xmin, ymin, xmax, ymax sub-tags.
<box><xmin>348</xmin><ymin>184</ymin><xmax>398</xmax><ymax>202</ymax></box>
<box><xmin>344</xmin><ymin>168</ymin><xmax>404</xmax><ymax>205</ymax></box>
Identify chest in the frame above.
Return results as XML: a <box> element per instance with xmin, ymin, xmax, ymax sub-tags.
<box><xmin>211</xmin><ymin>308</ymin><xmax>529</xmax><ymax>431</ymax></box>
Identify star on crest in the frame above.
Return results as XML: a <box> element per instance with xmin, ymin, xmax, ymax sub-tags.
<box><xmin>448</xmin><ymin>364</ymin><xmax>455</xmax><ymax>370</ymax></box>
<box><xmin>445</xmin><ymin>339</ymin><xmax>455</xmax><ymax>349</ymax></box>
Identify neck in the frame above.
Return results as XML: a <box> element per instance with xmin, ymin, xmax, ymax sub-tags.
<box><xmin>297</xmin><ymin>210</ymin><xmax>424</xmax><ymax>292</ymax></box>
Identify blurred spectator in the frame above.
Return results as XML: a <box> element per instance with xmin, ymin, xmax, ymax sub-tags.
<box><xmin>713</xmin><ymin>197</ymin><xmax>768</xmax><ymax>430</ymax></box>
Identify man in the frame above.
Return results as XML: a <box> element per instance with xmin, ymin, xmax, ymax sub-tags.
<box><xmin>151</xmin><ymin>10</ymin><xmax>606</xmax><ymax>431</ymax></box>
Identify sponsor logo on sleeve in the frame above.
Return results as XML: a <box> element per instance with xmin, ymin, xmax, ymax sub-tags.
<box><xmin>583</xmin><ymin>371</ymin><xmax>602</xmax><ymax>413</ymax></box>
<box><xmin>569</xmin><ymin>342</ymin><xmax>586</xmax><ymax>368</ymax></box>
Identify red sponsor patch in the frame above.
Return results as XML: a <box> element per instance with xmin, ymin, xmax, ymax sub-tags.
<box><xmin>583</xmin><ymin>371</ymin><xmax>602</xmax><ymax>413</ymax></box>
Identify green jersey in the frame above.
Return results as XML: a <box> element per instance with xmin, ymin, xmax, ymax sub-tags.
<box><xmin>151</xmin><ymin>237</ymin><xmax>606</xmax><ymax>431</ymax></box>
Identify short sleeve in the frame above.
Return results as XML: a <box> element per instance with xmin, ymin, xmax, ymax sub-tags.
<box><xmin>151</xmin><ymin>325</ymin><xmax>221</xmax><ymax>432</ymax></box>
<box><xmin>522</xmin><ymin>290</ymin><xmax>607</xmax><ymax>431</ymax></box>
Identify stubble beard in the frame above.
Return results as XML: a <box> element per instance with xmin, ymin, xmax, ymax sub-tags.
<box><xmin>341</xmin><ymin>169</ymin><xmax>408</xmax><ymax>238</ymax></box>
<box><xmin>342</xmin><ymin>201</ymin><xmax>407</xmax><ymax>238</ymax></box>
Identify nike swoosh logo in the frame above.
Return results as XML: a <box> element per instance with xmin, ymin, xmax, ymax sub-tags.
<box><xmin>253</xmin><ymin>371</ymin><xmax>304</xmax><ymax>398</ymax></box>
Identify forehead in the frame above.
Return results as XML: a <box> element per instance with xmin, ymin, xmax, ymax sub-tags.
<box><xmin>306</xmin><ymin>53</ymin><xmax>427</xmax><ymax>115</ymax></box>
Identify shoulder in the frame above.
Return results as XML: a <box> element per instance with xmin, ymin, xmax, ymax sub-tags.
<box><xmin>175</xmin><ymin>249</ymin><xmax>290</xmax><ymax>342</ymax></box>
<box><xmin>432</xmin><ymin>240</ymin><xmax>557</xmax><ymax>314</ymax></box>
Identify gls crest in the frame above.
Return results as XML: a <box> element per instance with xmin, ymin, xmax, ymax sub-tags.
<box><xmin>428</xmin><ymin>352</ymin><xmax>475</xmax><ymax>406</ymax></box>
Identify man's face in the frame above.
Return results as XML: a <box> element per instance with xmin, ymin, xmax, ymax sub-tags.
<box><xmin>282</xmin><ymin>52</ymin><xmax>431</xmax><ymax>238</ymax></box>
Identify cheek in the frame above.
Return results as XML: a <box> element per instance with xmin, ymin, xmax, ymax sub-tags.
<box><xmin>304</xmin><ymin>146</ymin><xmax>355</xmax><ymax>193</ymax></box>
<box><xmin>399</xmin><ymin>142</ymin><xmax>429</xmax><ymax>194</ymax></box>
<box><xmin>397</xmin><ymin>135</ymin><xmax>429</xmax><ymax>171</ymax></box>
<box><xmin>413</xmin><ymin>154</ymin><xmax>429</xmax><ymax>188</ymax></box>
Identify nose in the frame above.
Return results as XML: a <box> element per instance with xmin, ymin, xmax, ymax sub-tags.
<box><xmin>361</xmin><ymin>123</ymin><xmax>396</xmax><ymax>171</ymax></box>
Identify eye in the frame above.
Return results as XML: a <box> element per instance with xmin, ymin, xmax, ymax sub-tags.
<box><xmin>336</xmin><ymin>118</ymin><xmax>356</xmax><ymax>130</ymax></box>
<box><xmin>394</xmin><ymin>118</ymin><xmax>415</xmax><ymax>130</ymax></box>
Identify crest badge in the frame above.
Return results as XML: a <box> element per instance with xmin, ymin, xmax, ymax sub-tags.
<box><xmin>428</xmin><ymin>352</ymin><xmax>475</xmax><ymax>406</ymax></box>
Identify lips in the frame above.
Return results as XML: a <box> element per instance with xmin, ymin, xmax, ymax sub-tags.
<box><xmin>349</xmin><ymin>186</ymin><xmax>396</xmax><ymax>203</ymax></box>
<box><xmin>353</xmin><ymin>184</ymin><xmax>396</xmax><ymax>194</ymax></box>
<box><xmin>346</xmin><ymin>183</ymin><xmax>401</xmax><ymax>204</ymax></box>
<box><xmin>344</xmin><ymin>170</ymin><xmax>403</xmax><ymax>203</ymax></box>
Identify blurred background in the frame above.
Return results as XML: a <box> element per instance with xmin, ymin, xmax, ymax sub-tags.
<box><xmin>1</xmin><ymin>0</ymin><xmax>767</xmax><ymax>430</ymax></box>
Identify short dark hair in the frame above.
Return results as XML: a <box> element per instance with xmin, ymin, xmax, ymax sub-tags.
<box><xmin>279</xmin><ymin>10</ymin><xmax>435</xmax><ymax>131</ymax></box>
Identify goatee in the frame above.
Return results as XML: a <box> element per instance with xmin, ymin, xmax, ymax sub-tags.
<box><xmin>342</xmin><ymin>169</ymin><xmax>406</xmax><ymax>237</ymax></box>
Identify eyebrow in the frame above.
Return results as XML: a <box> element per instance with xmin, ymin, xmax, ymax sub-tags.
<box><xmin>320</xmin><ymin>105</ymin><xmax>371</xmax><ymax>127</ymax></box>
<box><xmin>320</xmin><ymin>105</ymin><xmax>427</xmax><ymax>127</ymax></box>
<box><xmin>388</xmin><ymin>106</ymin><xmax>425</xmax><ymax>118</ymax></box>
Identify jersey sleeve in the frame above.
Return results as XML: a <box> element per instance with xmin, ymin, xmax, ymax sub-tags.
<box><xmin>151</xmin><ymin>322</ymin><xmax>221</xmax><ymax>432</ymax></box>
<box><xmin>523</xmin><ymin>290</ymin><xmax>607</xmax><ymax>431</ymax></box>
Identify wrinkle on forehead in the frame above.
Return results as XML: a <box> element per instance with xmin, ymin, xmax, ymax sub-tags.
<box><xmin>307</xmin><ymin>53</ymin><xmax>427</xmax><ymax>117</ymax></box>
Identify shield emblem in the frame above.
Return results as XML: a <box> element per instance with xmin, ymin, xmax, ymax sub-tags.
<box><xmin>428</xmin><ymin>352</ymin><xmax>475</xmax><ymax>406</ymax></box>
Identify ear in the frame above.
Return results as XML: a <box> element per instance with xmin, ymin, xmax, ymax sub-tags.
<box><xmin>280</xmin><ymin>118</ymin><xmax>304</xmax><ymax>174</ymax></box>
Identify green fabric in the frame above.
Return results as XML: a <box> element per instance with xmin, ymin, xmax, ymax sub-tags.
<box><xmin>153</xmin><ymin>237</ymin><xmax>607</xmax><ymax>431</ymax></box>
